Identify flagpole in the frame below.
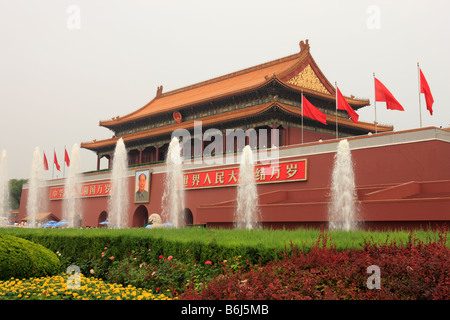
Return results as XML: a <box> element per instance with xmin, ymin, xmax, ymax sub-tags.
<box><xmin>417</xmin><ymin>62</ymin><xmax>423</xmax><ymax>128</ymax></box>
<box><xmin>43</xmin><ymin>150</ymin><xmax>47</xmax><ymax>173</ymax></box>
<box><xmin>52</xmin><ymin>148</ymin><xmax>55</xmax><ymax>180</ymax></box>
<box><xmin>63</xmin><ymin>146</ymin><xmax>66</xmax><ymax>179</ymax></box>
<box><xmin>335</xmin><ymin>82</ymin><xmax>338</xmax><ymax>139</ymax></box>
<box><xmin>373</xmin><ymin>72</ymin><xmax>378</xmax><ymax>134</ymax></box>
<box><xmin>301</xmin><ymin>91</ymin><xmax>304</xmax><ymax>144</ymax></box>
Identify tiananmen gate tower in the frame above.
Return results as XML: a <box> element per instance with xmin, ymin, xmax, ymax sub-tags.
<box><xmin>80</xmin><ymin>40</ymin><xmax>392</xmax><ymax>169</ymax></box>
<box><xmin>16</xmin><ymin>40</ymin><xmax>450</xmax><ymax>230</ymax></box>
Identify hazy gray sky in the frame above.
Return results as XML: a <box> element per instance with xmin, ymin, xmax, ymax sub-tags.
<box><xmin>1</xmin><ymin>0</ymin><xmax>449</xmax><ymax>179</ymax></box>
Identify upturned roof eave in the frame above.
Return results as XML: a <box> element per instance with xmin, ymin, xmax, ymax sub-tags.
<box><xmin>82</xmin><ymin>101</ymin><xmax>390</xmax><ymax>152</ymax></box>
<box><xmin>98</xmin><ymin>49</ymin><xmax>308</xmax><ymax>128</ymax></box>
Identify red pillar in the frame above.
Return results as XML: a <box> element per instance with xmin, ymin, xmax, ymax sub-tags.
<box><xmin>223</xmin><ymin>132</ymin><xmax>226</xmax><ymax>154</ymax></box>
<box><xmin>284</xmin><ymin>126</ymin><xmax>289</xmax><ymax>146</ymax></box>
<box><xmin>281</xmin><ymin>126</ymin><xmax>286</xmax><ymax>147</ymax></box>
<box><xmin>272</xmin><ymin>123</ymin><xmax>279</xmax><ymax>147</ymax></box>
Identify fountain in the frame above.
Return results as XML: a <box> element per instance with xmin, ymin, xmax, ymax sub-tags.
<box><xmin>26</xmin><ymin>147</ymin><xmax>46</xmax><ymax>228</ymax></box>
<box><xmin>63</xmin><ymin>144</ymin><xmax>82</xmax><ymax>228</ymax></box>
<box><xmin>235</xmin><ymin>145</ymin><xmax>260</xmax><ymax>230</ymax></box>
<box><xmin>107</xmin><ymin>138</ymin><xmax>129</xmax><ymax>228</ymax></box>
<box><xmin>328</xmin><ymin>139</ymin><xmax>359</xmax><ymax>231</ymax></box>
<box><xmin>161</xmin><ymin>137</ymin><xmax>185</xmax><ymax>228</ymax></box>
<box><xmin>0</xmin><ymin>150</ymin><xmax>10</xmax><ymax>226</ymax></box>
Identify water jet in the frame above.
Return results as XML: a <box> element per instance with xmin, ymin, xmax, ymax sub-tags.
<box><xmin>0</xmin><ymin>150</ymin><xmax>10</xmax><ymax>226</ymax></box>
<box><xmin>107</xmin><ymin>138</ymin><xmax>129</xmax><ymax>228</ymax></box>
<box><xmin>235</xmin><ymin>145</ymin><xmax>259</xmax><ymax>230</ymax></box>
<box><xmin>26</xmin><ymin>147</ymin><xmax>46</xmax><ymax>227</ymax></box>
<box><xmin>328</xmin><ymin>139</ymin><xmax>358</xmax><ymax>231</ymax></box>
<box><xmin>161</xmin><ymin>137</ymin><xmax>185</xmax><ymax>228</ymax></box>
<box><xmin>63</xmin><ymin>144</ymin><xmax>82</xmax><ymax>228</ymax></box>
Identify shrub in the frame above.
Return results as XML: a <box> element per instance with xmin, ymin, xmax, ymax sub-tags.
<box><xmin>0</xmin><ymin>234</ymin><xmax>61</xmax><ymax>280</ymax></box>
<box><xmin>180</xmin><ymin>230</ymin><xmax>450</xmax><ymax>300</ymax></box>
<box><xmin>1</xmin><ymin>227</ymin><xmax>448</xmax><ymax>299</ymax></box>
<box><xmin>99</xmin><ymin>248</ymin><xmax>226</xmax><ymax>295</ymax></box>
<box><xmin>0</xmin><ymin>228</ymin><xmax>284</xmax><ymax>274</ymax></box>
<box><xmin>1</xmin><ymin>227</ymin><xmax>446</xmax><ymax>276</ymax></box>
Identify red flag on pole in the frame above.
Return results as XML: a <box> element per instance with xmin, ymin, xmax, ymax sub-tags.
<box><xmin>54</xmin><ymin>151</ymin><xmax>61</xmax><ymax>171</ymax></box>
<box><xmin>64</xmin><ymin>148</ymin><xmax>70</xmax><ymax>167</ymax></box>
<box><xmin>374</xmin><ymin>77</ymin><xmax>404</xmax><ymax>111</ymax></box>
<box><xmin>302</xmin><ymin>95</ymin><xmax>327</xmax><ymax>125</ymax></box>
<box><xmin>336</xmin><ymin>86</ymin><xmax>359</xmax><ymax>123</ymax></box>
<box><xmin>419</xmin><ymin>68</ymin><xmax>434</xmax><ymax>115</ymax></box>
<box><xmin>43</xmin><ymin>153</ymin><xmax>49</xmax><ymax>171</ymax></box>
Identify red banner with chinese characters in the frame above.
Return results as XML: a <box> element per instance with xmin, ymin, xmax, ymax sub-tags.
<box><xmin>183</xmin><ymin>159</ymin><xmax>307</xmax><ymax>189</ymax></box>
<box><xmin>50</xmin><ymin>182</ymin><xmax>112</xmax><ymax>200</ymax></box>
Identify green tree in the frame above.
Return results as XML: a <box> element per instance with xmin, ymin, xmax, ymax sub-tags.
<box><xmin>9</xmin><ymin>179</ymin><xmax>27</xmax><ymax>210</ymax></box>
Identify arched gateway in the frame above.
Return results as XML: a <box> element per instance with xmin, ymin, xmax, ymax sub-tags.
<box><xmin>132</xmin><ymin>205</ymin><xmax>148</xmax><ymax>227</ymax></box>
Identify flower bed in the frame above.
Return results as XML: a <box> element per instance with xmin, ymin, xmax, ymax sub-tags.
<box><xmin>88</xmin><ymin>246</ymin><xmax>237</xmax><ymax>295</ymax></box>
<box><xmin>1</xmin><ymin>227</ymin><xmax>446</xmax><ymax>270</ymax></box>
<box><xmin>0</xmin><ymin>273</ymin><xmax>172</xmax><ymax>300</ymax></box>
<box><xmin>0</xmin><ymin>227</ymin><xmax>448</xmax><ymax>300</ymax></box>
<box><xmin>180</xmin><ymin>231</ymin><xmax>450</xmax><ymax>300</ymax></box>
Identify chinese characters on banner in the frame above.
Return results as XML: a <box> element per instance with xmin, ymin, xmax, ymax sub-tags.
<box><xmin>50</xmin><ymin>182</ymin><xmax>112</xmax><ymax>200</ymax></box>
<box><xmin>183</xmin><ymin>160</ymin><xmax>307</xmax><ymax>189</ymax></box>
<box><xmin>49</xmin><ymin>160</ymin><xmax>307</xmax><ymax>199</ymax></box>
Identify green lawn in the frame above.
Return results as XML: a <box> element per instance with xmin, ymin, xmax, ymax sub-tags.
<box><xmin>1</xmin><ymin>226</ymin><xmax>446</xmax><ymax>251</ymax></box>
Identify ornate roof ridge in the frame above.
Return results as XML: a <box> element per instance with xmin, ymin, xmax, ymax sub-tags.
<box><xmin>157</xmin><ymin>52</ymin><xmax>303</xmax><ymax>99</ymax></box>
<box><xmin>84</xmin><ymin>101</ymin><xmax>391</xmax><ymax>151</ymax></box>
<box><xmin>98</xmin><ymin>40</ymin><xmax>369</xmax><ymax>127</ymax></box>
<box><xmin>99</xmin><ymin>48</ymin><xmax>305</xmax><ymax>127</ymax></box>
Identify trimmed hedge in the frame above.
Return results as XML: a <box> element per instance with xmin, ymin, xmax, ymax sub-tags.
<box><xmin>0</xmin><ymin>228</ymin><xmax>289</xmax><ymax>274</ymax></box>
<box><xmin>181</xmin><ymin>232</ymin><xmax>450</xmax><ymax>300</ymax></box>
<box><xmin>0</xmin><ymin>234</ymin><xmax>61</xmax><ymax>280</ymax></box>
<box><xmin>0</xmin><ymin>227</ymin><xmax>446</xmax><ymax>276</ymax></box>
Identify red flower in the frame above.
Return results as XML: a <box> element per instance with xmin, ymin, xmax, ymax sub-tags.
<box><xmin>168</xmin><ymin>255</ymin><xmax>173</xmax><ymax>261</ymax></box>
<box><xmin>205</xmin><ymin>261</ymin><xmax>212</xmax><ymax>265</ymax></box>
<box><xmin>159</xmin><ymin>255</ymin><xmax>163</xmax><ymax>259</ymax></box>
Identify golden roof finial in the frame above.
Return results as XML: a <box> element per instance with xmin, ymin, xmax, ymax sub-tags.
<box><xmin>156</xmin><ymin>85</ymin><xmax>163</xmax><ymax>98</ymax></box>
<box><xmin>299</xmin><ymin>39</ymin><xmax>310</xmax><ymax>52</ymax></box>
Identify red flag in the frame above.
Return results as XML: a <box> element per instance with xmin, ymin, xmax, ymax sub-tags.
<box><xmin>374</xmin><ymin>77</ymin><xmax>404</xmax><ymax>111</ymax></box>
<box><xmin>43</xmin><ymin>153</ymin><xmax>49</xmax><ymax>171</ymax></box>
<box><xmin>419</xmin><ymin>68</ymin><xmax>434</xmax><ymax>115</ymax></box>
<box><xmin>64</xmin><ymin>148</ymin><xmax>70</xmax><ymax>167</ymax></box>
<box><xmin>336</xmin><ymin>86</ymin><xmax>359</xmax><ymax>123</ymax></box>
<box><xmin>302</xmin><ymin>95</ymin><xmax>327</xmax><ymax>125</ymax></box>
<box><xmin>54</xmin><ymin>151</ymin><xmax>61</xmax><ymax>171</ymax></box>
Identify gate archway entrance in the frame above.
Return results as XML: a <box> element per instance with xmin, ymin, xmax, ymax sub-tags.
<box><xmin>98</xmin><ymin>211</ymin><xmax>108</xmax><ymax>227</ymax></box>
<box><xmin>133</xmin><ymin>205</ymin><xmax>148</xmax><ymax>227</ymax></box>
<box><xmin>183</xmin><ymin>208</ymin><xmax>193</xmax><ymax>226</ymax></box>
